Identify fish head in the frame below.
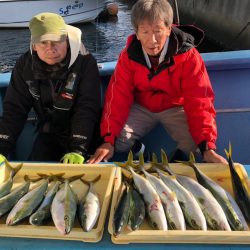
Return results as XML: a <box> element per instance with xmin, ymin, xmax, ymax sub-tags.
<box><xmin>189</xmin><ymin>218</ymin><xmax>203</xmax><ymax>230</ymax></box>
<box><xmin>64</xmin><ymin>215</ymin><xmax>73</xmax><ymax>234</ymax></box>
<box><xmin>29</xmin><ymin>210</ymin><xmax>46</xmax><ymax>226</ymax></box>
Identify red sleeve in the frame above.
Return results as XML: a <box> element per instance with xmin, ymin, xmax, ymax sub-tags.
<box><xmin>100</xmin><ymin>50</ymin><xmax>135</xmax><ymax>145</ymax></box>
<box><xmin>181</xmin><ymin>48</ymin><xmax>217</xmax><ymax>149</ymax></box>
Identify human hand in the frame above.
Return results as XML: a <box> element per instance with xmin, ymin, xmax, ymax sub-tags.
<box><xmin>61</xmin><ymin>152</ymin><xmax>85</xmax><ymax>164</ymax></box>
<box><xmin>203</xmin><ymin>149</ymin><xmax>227</xmax><ymax>164</ymax></box>
<box><xmin>88</xmin><ymin>143</ymin><xmax>114</xmax><ymax>164</ymax></box>
<box><xmin>0</xmin><ymin>154</ymin><xmax>6</xmax><ymax>164</ymax></box>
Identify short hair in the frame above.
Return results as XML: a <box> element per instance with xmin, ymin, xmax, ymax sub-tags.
<box><xmin>131</xmin><ymin>0</ymin><xmax>173</xmax><ymax>32</ymax></box>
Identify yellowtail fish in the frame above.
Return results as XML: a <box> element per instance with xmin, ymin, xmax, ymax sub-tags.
<box><xmin>142</xmin><ymin>168</ymin><xmax>186</xmax><ymax>230</ymax></box>
<box><xmin>177</xmin><ymin>175</ymin><xmax>231</xmax><ymax>230</ymax></box>
<box><xmin>157</xmin><ymin>171</ymin><xmax>207</xmax><ymax>230</ymax></box>
<box><xmin>6</xmin><ymin>178</ymin><xmax>49</xmax><ymax>225</ymax></box>
<box><xmin>225</xmin><ymin>143</ymin><xmax>250</xmax><ymax>223</ymax></box>
<box><xmin>152</xmin><ymin>150</ymin><xmax>207</xmax><ymax>230</ymax></box>
<box><xmin>29</xmin><ymin>180</ymin><xmax>61</xmax><ymax>226</ymax></box>
<box><xmin>51</xmin><ymin>174</ymin><xmax>83</xmax><ymax>235</ymax></box>
<box><xmin>0</xmin><ymin>176</ymin><xmax>30</xmax><ymax>217</ymax></box>
<box><xmin>127</xmin><ymin>184</ymin><xmax>145</xmax><ymax>231</ymax></box>
<box><xmin>0</xmin><ymin>162</ymin><xmax>23</xmax><ymax>198</ymax></box>
<box><xmin>113</xmin><ymin>182</ymin><xmax>131</xmax><ymax>236</ymax></box>
<box><xmin>129</xmin><ymin>166</ymin><xmax>168</xmax><ymax>230</ymax></box>
<box><xmin>78</xmin><ymin>175</ymin><xmax>101</xmax><ymax>232</ymax></box>
<box><xmin>181</xmin><ymin>152</ymin><xmax>248</xmax><ymax>231</ymax></box>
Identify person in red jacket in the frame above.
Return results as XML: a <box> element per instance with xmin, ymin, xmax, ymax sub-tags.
<box><xmin>89</xmin><ymin>0</ymin><xmax>227</xmax><ymax>164</ymax></box>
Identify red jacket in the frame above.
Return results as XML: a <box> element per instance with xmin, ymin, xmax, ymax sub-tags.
<box><xmin>101</xmin><ymin>26</ymin><xmax>217</xmax><ymax>151</ymax></box>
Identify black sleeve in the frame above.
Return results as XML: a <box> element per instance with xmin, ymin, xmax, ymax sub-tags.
<box><xmin>69</xmin><ymin>54</ymin><xmax>101</xmax><ymax>156</ymax></box>
<box><xmin>0</xmin><ymin>55</ymin><xmax>33</xmax><ymax>156</ymax></box>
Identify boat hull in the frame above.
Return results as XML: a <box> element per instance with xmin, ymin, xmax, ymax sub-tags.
<box><xmin>176</xmin><ymin>0</ymin><xmax>250</xmax><ymax>50</ymax></box>
<box><xmin>0</xmin><ymin>0</ymin><xmax>105</xmax><ymax>27</ymax></box>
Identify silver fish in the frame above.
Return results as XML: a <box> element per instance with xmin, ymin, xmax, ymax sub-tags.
<box><xmin>129</xmin><ymin>167</ymin><xmax>168</xmax><ymax>230</ymax></box>
<box><xmin>225</xmin><ymin>143</ymin><xmax>250</xmax><ymax>223</ymax></box>
<box><xmin>0</xmin><ymin>179</ymin><xmax>30</xmax><ymax>217</ymax></box>
<box><xmin>177</xmin><ymin>175</ymin><xmax>231</xmax><ymax>230</ymax></box>
<box><xmin>6</xmin><ymin>179</ymin><xmax>48</xmax><ymax>225</ymax></box>
<box><xmin>0</xmin><ymin>162</ymin><xmax>23</xmax><ymax>198</ymax></box>
<box><xmin>128</xmin><ymin>184</ymin><xmax>145</xmax><ymax>231</ymax></box>
<box><xmin>182</xmin><ymin>153</ymin><xmax>248</xmax><ymax>231</ymax></box>
<box><xmin>29</xmin><ymin>180</ymin><xmax>61</xmax><ymax>226</ymax></box>
<box><xmin>142</xmin><ymin>169</ymin><xmax>186</xmax><ymax>230</ymax></box>
<box><xmin>158</xmin><ymin>171</ymin><xmax>207</xmax><ymax>230</ymax></box>
<box><xmin>51</xmin><ymin>179</ymin><xmax>78</xmax><ymax>235</ymax></box>
<box><xmin>78</xmin><ymin>180</ymin><xmax>101</xmax><ymax>232</ymax></box>
<box><xmin>113</xmin><ymin>182</ymin><xmax>131</xmax><ymax>236</ymax></box>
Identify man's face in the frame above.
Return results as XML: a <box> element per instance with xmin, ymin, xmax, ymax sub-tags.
<box><xmin>136</xmin><ymin>20</ymin><xmax>171</xmax><ymax>56</ymax></box>
<box><xmin>33</xmin><ymin>39</ymin><xmax>68</xmax><ymax>65</ymax></box>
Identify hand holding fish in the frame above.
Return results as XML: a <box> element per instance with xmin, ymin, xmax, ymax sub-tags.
<box><xmin>203</xmin><ymin>149</ymin><xmax>227</xmax><ymax>164</ymax></box>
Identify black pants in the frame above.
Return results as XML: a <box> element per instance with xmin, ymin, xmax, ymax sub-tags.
<box><xmin>29</xmin><ymin>133</ymin><xmax>68</xmax><ymax>162</ymax></box>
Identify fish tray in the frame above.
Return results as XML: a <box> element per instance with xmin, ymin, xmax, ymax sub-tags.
<box><xmin>108</xmin><ymin>163</ymin><xmax>250</xmax><ymax>244</ymax></box>
<box><xmin>0</xmin><ymin>162</ymin><xmax>117</xmax><ymax>243</ymax></box>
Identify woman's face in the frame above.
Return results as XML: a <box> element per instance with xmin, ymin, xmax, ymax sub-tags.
<box><xmin>32</xmin><ymin>39</ymin><xmax>68</xmax><ymax>65</ymax></box>
<box><xmin>136</xmin><ymin>19</ymin><xmax>171</xmax><ymax>56</ymax></box>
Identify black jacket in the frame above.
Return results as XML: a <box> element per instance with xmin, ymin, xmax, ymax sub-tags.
<box><xmin>0</xmin><ymin>50</ymin><xmax>101</xmax><ymax>157</ymax></box>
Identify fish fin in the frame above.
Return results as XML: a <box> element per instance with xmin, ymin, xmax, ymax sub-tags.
<box><xmin>80</xmin><ymin>174</ymin><xmax>101</xmax><ymax>185</ymax></box>
<box><xmin>139</xmin><ymin>152</ymin><xmax>144</xmax><ymax>167</ymax></box>
<box><xmin>169</xmin><ymin>191</ymin><xmax>177</xmax><ymax>200</ymax></box>
<box><xmin>12</xmin><ymin>163</ymin><xmax>23</xmax><ymax>177</ymax></box>
<box><xmin>37</xmin><ymin>173</ymin><xmax>49</xmax><ymax>178</ymax></box>
<box><xmin>161</xmin><ymin>149</ymin><xmax>169</xmax><ymax>166</ymax></box>
<box><xmin>121</xmin><ymin>168</ymin><xmax>133</xmax><ymax>180</ymax></box>
<box><xmin>25</xmin><ymin>174</ymin><xmax>43</xmax><ymax>182</ymax></box>
<box><xmin>24</xmin><ymin>175</ymin><xmax>31</xmax><ymax>182</ymax></box>
<box><xmin>224</xmin><ymin>142</ymin><xmax>232</xmax><ymax>160</ymax></box>
<box><xmin>68</xmin><ymin>174</ymin><xmax>84</xmax><ymax>183</ymax></box>
<box><xmin>151</xmin><ymin>153</ymin><xmax>158</xmax><ymax>163</ymax></box>
<box><xmin>189</xmin><ymin>152</ymin><xmax>196</xmax><ymax>164</ymax></box>
<box><xmin>114</xmin><ymin>151</ymin><xmax>138</xmax><ymax>169</ymax></box>
<box><xmin>175</xmin><ymin>152</ymin><xmax>196</xmax><ymax>167</ymax></box>
<box><xmin>197</xmin><ymin>197</ymin><xmax>205</xmax><ymax>205</ymax></box>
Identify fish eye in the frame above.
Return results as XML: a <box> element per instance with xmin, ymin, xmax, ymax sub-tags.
<box><xmin>212</xmin><ymin>219</ymin><xmax>219</xmax><ymax>228</ymax></box>
<box><xmin>152</xmin><ymin>222</ymin><xmax>158</xmax><ymax>229</ymax></box>
<box><xmin>169</xmin><ymin>222</ymin><xmax>176</xmax><ymax>230</ymax></box>
<box><xmin>64</xmin><ymin>215</ymin><xmax>69</xmax><ymax>222</ymax></box>
<box><xmin>236</xmin><ymin>220</ymin><xmax>243</xmax><ymax>229</ymax></box>
<box><xmin>191</xmin><ymin>219</ymin><xmax>199</xmax><ymax>228</ymax></box>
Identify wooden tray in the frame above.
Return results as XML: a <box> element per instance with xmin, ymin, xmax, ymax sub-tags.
<box><xmin>108</xmin><ymin>163</ymin><xmax>250</xmax><ymax>244</ymax></box>
<box><xmin>0</xmin><ymin>162</ymin><xmax>117</xmax><ymax>242</ymax></box>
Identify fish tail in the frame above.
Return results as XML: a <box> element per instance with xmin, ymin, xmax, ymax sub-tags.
<box><xmin>68</xmin><ymin>174</ymin><xmax>84</xmax><ymax>183</ymax></box>
<box><xmin>5</xmin><ymin>161</ymin><xmax>23</xmax><ymax>178</ymax></box>
<box><xmin>160</xmin><ymin>149</ymin><xmax>169</xmax><ymax>166</ymax></box>
<box><xmin>151</xmin><ymin>152</ymin><xmax>158</xmax><ymax>163</ymax></box>
<box><xmin>224</xmin><ymin>142</ymin><xmax>232</xmax><ymax>160</ymax></box>
<box><xmin>80</xmin><ymin>174</ymin><xmax>101</xmax><ymax>185</ymax></box>
<box><xmin>176</xmin><ymin>152</ymin><xmax>196</xmax><ymax>168</ymax></box>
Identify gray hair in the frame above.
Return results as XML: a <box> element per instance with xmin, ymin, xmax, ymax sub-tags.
<box><xmin>131</xmin><ymin>0</ymin><xmax>173</xmax><ymax>32</ymax></box>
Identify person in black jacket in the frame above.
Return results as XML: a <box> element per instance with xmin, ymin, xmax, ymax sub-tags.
<box><xmin>0</xmin><ymin>12</ymin><xmax>101</xmax><ymax>164</ymax></box>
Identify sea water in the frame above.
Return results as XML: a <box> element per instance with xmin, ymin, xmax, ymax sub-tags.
<box><xmin>0</xmin><ymin>0</ymin><xmax>223</xmax><ymax>73</ymax></box>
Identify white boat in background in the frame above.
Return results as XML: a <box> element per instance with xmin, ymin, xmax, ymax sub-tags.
<box><xmin>0</xmin><ymin>0</ymin><xmax>106</xmax><ymax>28</ymax></box>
